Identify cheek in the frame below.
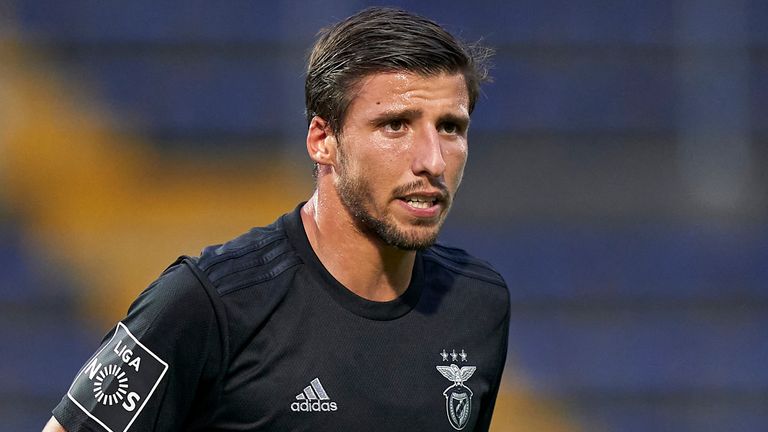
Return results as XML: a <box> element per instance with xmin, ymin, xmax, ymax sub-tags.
<box><xmin>339</xmin><ymin>141</ymin><xmax>401</xmax><ymax>201</ymax></box>
<box><xmin>441</xmin><ymin>142</ymin><xmax>467</xmax><ymax>191</ymax></box>
<box><xmin>444</xmin><ymin>141</ymin><xmax>468</xmax><ymax>174</ymax></box>
<box><xmin>372</xmin><ymin>133</ymin><xmax>413</xmax><ymax>157</ymax></box>
<box><xmin>363</xmin><ymin>136</ymin><xmax>413</xmax><ymax>171</ymax></box>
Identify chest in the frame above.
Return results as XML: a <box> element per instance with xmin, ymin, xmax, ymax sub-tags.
<box><xmin>209</xmin><ymin>283</ymin><xmax>501</xmax><ymax>431</ymax></box>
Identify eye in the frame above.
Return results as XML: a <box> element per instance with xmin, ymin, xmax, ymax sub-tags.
<box><xmin>384</xmin><ymin>120</ymin><xmax>405</xmax><ymax>132</ymax></box>
<box><xmin>439</xmin><ymin>122</ymin><xmax>461</xmax><ymax>135</ymax></box>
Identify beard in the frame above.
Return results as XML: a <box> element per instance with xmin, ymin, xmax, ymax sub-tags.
<box><xmin>335</xmin><ymin>148</ymin><xmax>451</xmax><ymax>251</ymax></box>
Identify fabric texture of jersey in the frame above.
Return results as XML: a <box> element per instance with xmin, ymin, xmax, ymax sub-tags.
<box><xmin>53</xmin><ymin>203</ymin><xmax>510</xmax><ymax>431</ymax></box>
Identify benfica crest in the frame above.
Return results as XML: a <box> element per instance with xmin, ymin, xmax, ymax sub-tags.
<box><xmin>436</xmin><ymin>362</ymin><xmax>476</xmax><ymax>430</ymax></box>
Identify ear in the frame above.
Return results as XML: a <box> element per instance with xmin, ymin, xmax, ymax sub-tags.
<box><xmin>306</xmin><ymin>116</ymin><xmax>338</xmax><ymax>169</ymax></box>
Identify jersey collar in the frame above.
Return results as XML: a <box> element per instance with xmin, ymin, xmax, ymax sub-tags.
<box><xmin>283</xmin><ymin>203</ymin><xmax>424</xmax><ymax>320</ymax></box>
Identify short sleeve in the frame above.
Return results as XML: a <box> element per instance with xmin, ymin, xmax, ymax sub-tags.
<box><xmin>52</xmin><ymin>259</ymin><xmax>225</xmax><ymax>432</ymax></box>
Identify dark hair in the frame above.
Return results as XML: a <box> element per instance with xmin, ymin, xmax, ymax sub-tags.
<box><xmin>305</xmin><ymin>7</ymin><xmax>492</xmax><ymax>135</ymax></box>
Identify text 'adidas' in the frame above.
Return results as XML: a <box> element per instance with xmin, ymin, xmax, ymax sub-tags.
<box><xmin>290</xmin><ymin>378</ymin><xmax>338</xmax><ymax>412</ymax></box>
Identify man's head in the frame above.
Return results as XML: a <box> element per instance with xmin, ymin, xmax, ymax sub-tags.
<box><xmin>305</xmin><ymin>7</ymin><xmax>491</xmax><ymax>135</ymax></box>
<box><xmin>305</xmin><ymin>8</ymin><xmax>491</xmax><ymax>250</ymax></box>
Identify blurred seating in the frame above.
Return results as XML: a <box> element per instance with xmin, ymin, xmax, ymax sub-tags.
<box><xmin>443</xmin><ymin>226</ymin><xmax>768</xmax><ymax>431</ymax></box>
<box><xmin>0</xmin><ymin>225</ymin><xmax>100</xmax><ymax>430</ymax></box>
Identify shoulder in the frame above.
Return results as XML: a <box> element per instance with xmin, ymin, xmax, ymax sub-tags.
<box><xmin>421</xmin><ymin>243</ymin><xmax>509</xmax><ymax>312</ymax></box>
<box><xmin>422</xmin><ymin>242</ymin><xmax>507</xmax><ymax>289</ymax></box>
<box><xmin>420</xmin><ymin>243</ymin><xmax>510</xmax><ymax>330</ymax></box>
<box><xmin>194</xmin><ymin>219</ymin><xmax>303</xmax><ymax>297</ymax></box>
<box><xmin>123</xmin><ymin>259</ymin><xmax>219</xmax><ymax>336</ymax></box>
<box><xmin>422</xmin><ymin>243</ymin><xmax>509</xmax><ymax>312</ymax></box>
<box><xmin>131</xmin><ymin>260</ymin><xmax>208</xmax><ymax>317</ymax></box>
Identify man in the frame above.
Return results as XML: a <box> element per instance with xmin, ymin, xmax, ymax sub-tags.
<box><xmin>45</xmin><ymin>7</ymin><xmax>509</xmax><ymax>431</ymax></box>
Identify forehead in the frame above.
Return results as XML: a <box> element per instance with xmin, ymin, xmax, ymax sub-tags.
<box><xmin>346</xmin><ymin>71</ymin><xmax>469</xmax><ymax>116</ymax></box>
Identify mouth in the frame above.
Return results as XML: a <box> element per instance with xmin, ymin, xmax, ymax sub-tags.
<box><xmin>395</xmin><ymin>188</ymin><xmax>449</xmax><ymax>217</ymax></box>
<box><xmin>401</xmin><ymin>195</ymin><xmax>439</xmax><ymax>209</ymax></box>
<box><xmin>392</xmin><ymin>181</ymin><xmax>450</xmax><ymax>218</ymax></box>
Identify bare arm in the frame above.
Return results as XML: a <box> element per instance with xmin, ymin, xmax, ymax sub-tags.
<box><xmin>42</xmin><ymin>416</ymin><xmax>67</xmax><ymax>432</ymax></box>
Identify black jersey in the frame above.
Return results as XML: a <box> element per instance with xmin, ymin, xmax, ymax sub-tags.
<box><xmin>53</xmin><ymin>204</ymin><xmax>510</xmax><ymax>431</ymax></box>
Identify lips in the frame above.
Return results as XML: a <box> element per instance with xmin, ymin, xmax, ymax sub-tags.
<box><xmin>395</xmin><ymin>187</ymin><xmax>449</xmax><ymax>215</ymax></box>
<box><xmin>392</xmin><ymin>179</ymin><xmax>450</xmax><ymax>217</ymax></box>
<box><xmin>403</xmin><ymin>195</ymin><xmax>438</xmax><ymax>209</ymax></box>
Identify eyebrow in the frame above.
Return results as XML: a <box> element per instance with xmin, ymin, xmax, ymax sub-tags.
<box><xmin>368</xmin><ymin>108</ymin><xmax>422</xmax><ymax>126</ymax></box>
<box><xmin>368</xmin><ymin>109</ymin><xmax>470</xmax><ymax>130</ymax></box>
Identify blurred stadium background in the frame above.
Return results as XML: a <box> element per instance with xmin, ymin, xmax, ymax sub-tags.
<box><xmin>1</xmin><ymin>0</ymin><xmax>767</xmax><ymax>430</ymax></box>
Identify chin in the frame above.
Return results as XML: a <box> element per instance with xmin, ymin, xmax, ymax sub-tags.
<box><xmin>383</xmin><ymin>224</ymin><xmax>441</xmax><ymax>251</ymax></box>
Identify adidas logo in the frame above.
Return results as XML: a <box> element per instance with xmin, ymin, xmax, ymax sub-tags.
<box><xmin>290</xmin><ymin>378</ymin><xmax>338</xmax><ymax>412</ymax></box>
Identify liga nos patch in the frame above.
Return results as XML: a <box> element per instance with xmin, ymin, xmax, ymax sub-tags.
<box><xmin>67</xmin><ymin>322</ymin><xmax>169</xmax><ymax>432</ymax></box>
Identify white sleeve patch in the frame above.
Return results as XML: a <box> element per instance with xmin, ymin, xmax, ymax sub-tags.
<box><xmin>66</xmin><ymin>322</ymin><xmax>169</xmax><ymax>432</ymax></box>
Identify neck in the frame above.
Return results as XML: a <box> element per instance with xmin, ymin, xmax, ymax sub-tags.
<box><xmin>300</xmin><ymin>190</ymin><xmax>416</xmax><ymax>302</ymax></box>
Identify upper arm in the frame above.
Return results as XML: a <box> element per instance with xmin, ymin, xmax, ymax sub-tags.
<box><xmin>49</xmin><ymin>261</ymin><xmax>225</xmax><ymax>432</ymax></box>
<box><xmin>42</xmin><ymin>416</ymin><xmax>67</xmax><ymax>432</ymax></box>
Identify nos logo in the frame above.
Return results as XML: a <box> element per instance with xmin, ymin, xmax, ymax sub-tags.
<box><xmin>67</xmin><ymin>322</ymin><xmax>168</xmax><ymax>432</ymax></box>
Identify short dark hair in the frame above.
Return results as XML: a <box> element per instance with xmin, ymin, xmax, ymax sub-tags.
<box><xmin>305</xmin><ymin>7</ymin><xmax>492</xmax><ymax>135</ymax></box>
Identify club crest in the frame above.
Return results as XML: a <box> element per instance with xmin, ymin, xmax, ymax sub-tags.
<box><xmin>436</xmin><ymin>351</ymin><xmax>476</xmax><ymax>431</ymax></box>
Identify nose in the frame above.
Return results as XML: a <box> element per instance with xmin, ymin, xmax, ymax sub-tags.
<box><xmin>411</xmin><ymin>127</ymin><xmax>446</xmax><ymax>178</ymax></box>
